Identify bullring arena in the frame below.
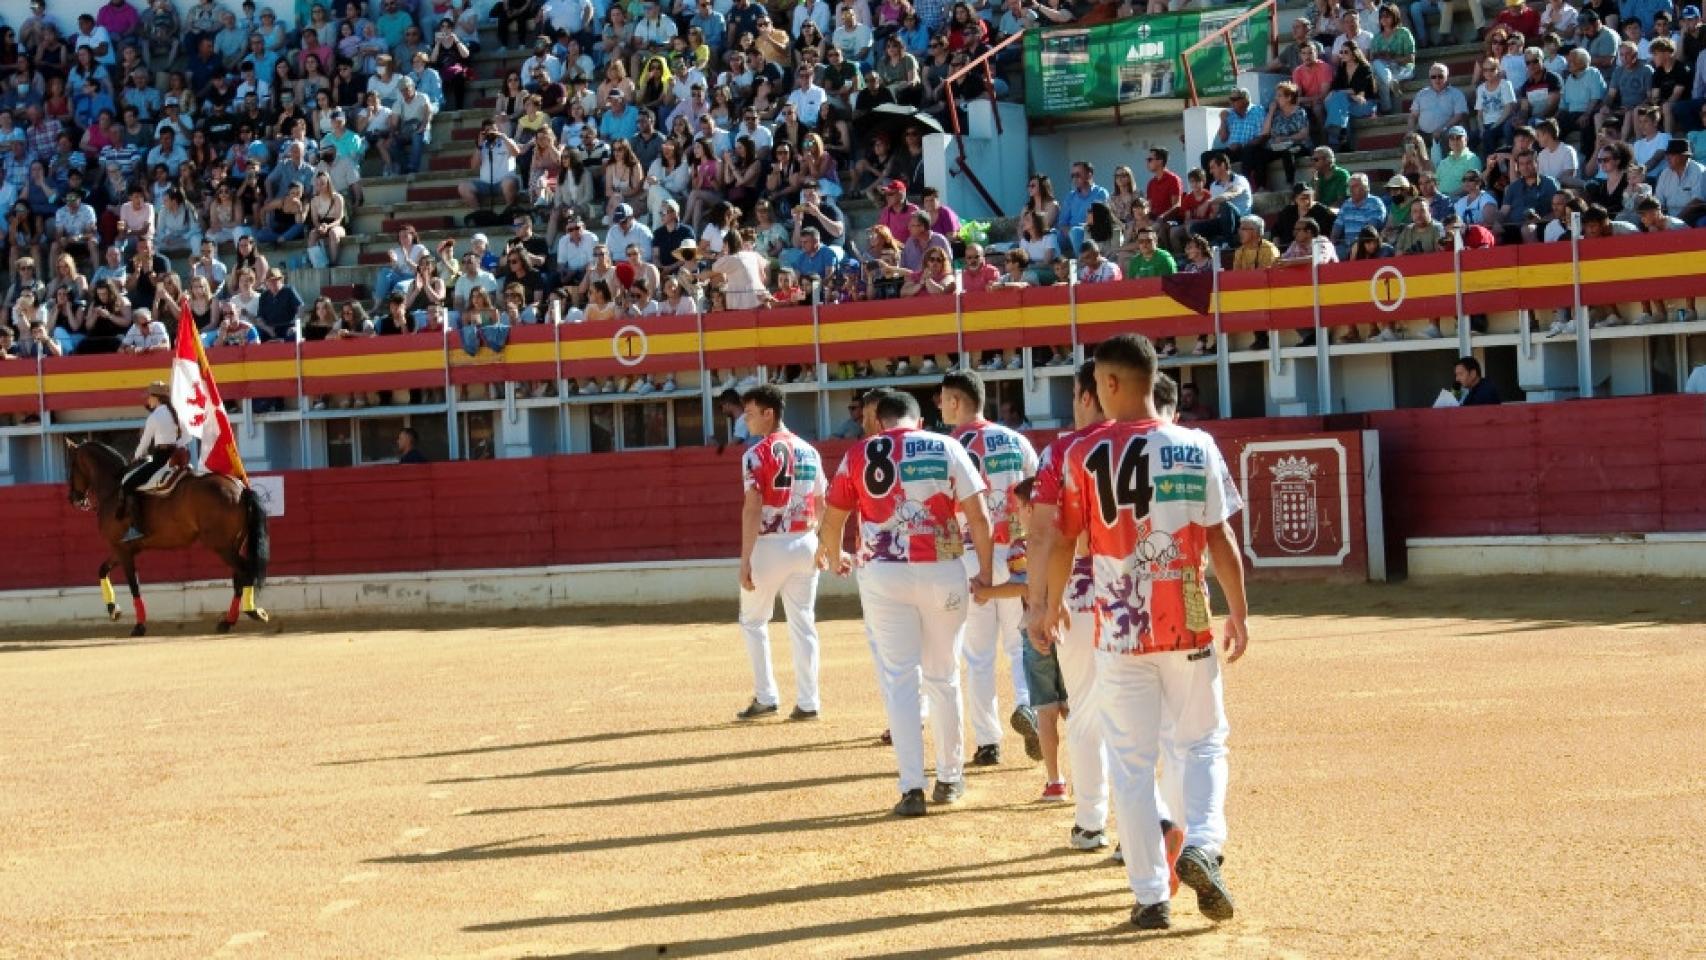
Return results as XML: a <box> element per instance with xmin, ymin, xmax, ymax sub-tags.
<box><xmin>4</xmin><ymin>577</ymin><xmax>1703</xmax><ymax>959</ymax></box>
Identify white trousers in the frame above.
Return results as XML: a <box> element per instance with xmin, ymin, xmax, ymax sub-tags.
<box><xmin>1097</xmin><ymin>646</ymin><xmax>1229</xmax><ymax>906</ymax></box>
<box><xmin>962</xmin><ymin>550</ymin><xmax>1030</xmax><ymax>747</ymax></box>
<box><xmin>1057</xmin><ymin>603</ymin><xmax>1109</xmax><ymax>832</ymax></box>
<box><xmin>859</xmin><ymin>560</ymin><xmax>969</xmax><ymax>793</ymax></box>
<box><xmin>738</xmin><ymin>533</ymin><xmax>821</xmax><ymax>711</ymax></box>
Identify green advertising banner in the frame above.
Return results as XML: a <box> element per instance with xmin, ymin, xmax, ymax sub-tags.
<box><xmin>1023</xmin><ymin>7</ymin><xmax>1271</xmax><ymax>116</ymax></box>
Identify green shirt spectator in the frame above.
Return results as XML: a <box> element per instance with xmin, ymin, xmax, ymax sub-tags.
<box><xmin>1435</xmin><ymin>133</ymin><xmax>1482</xmax><ymax>195</ymax></box>
<box><xmin>1126</xmin><ymin>246</ymin><xmax>1177</xmax><ymax>278</ymax></box>
<box><xmin>1313</xmin><ymin>161</ymin><xmax>1351</xmax><ymax>207</ymax></box>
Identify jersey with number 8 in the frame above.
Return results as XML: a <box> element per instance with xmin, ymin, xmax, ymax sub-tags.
<box><xmin>827</xmin><ymin>428</ymin><xmax>987</xmax><ymax>563</ymax></box>
<box><xmin>1056</xmin><ymin>419</ymin><xmax>1242</xmax><ymax>656</ymax></box>
<box><xmin>743</xmin><ymin>429</ymin><xmax>827</xmax><ymax>536</ymax></box>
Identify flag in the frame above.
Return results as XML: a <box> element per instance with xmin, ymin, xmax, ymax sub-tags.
<box><xmin>170</xmin><ymin>299</ymin><xmax>248</xmax><ymax>484</ymax></box>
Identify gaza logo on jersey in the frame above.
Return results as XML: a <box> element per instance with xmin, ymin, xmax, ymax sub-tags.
<box><xmin>1159</xmin><ymin>445</ymin><xmax>1206</xmax><ymax>470</ymax></box>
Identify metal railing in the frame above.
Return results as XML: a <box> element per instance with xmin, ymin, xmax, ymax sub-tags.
<box><xmin>942</xmin><ymin>28</ymin><xmax>1027</xmax><ymax>217</ymax></box>
<box><xmin>1180</xmin><ymin>0</ymin><xmax>1280</xmax><ymax>106</ymax></box>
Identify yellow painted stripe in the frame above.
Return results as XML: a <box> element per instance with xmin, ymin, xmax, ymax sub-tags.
<box><xmin>963</xmin><ymin>306</ymin><xmax>1026</xmax><ymax>333</ymax></box>
<box><xmin>43</xmin><ymin>367</ymin><xmax>159</xmax><ymax>393</ymax></box>
<box><xmin>1317</xmin><ymin>271</ymin><xmax>1458</xmax><ymax>306</ymax></box>
<box><xmin>209</xmin><ymin>358</ymin><xmax>299</xmax><ymax>383</ymax></box>
<box><xmin>819</xmin><ymin>312</ymin><xmax>957</xmax><ymax>344</ymax></box>
<box><xmin>1580</xmin><ymin>250</ymin><xmax>1703</xmax><ymax>284</ymax></box>
<box><xmin>0</xmin><ymin>375</ymin><xmax>35</xmax><ymax>399</ymax></box>
<box><xmin>754</xmin><ymin>323</ymin><xmax>817</xmax><ymax>349</ymax></box>
<box><xmin>303</xmin><ymin>349</ymin><xmax>444</xmax><ymax>378</ymax></box>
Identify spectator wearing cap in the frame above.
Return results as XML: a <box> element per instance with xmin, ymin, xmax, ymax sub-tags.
<box><xmin>1383</xmin><ymin>173</ymin><xmax>1416</xmax><ymax>235</ymax></box>
<box><xmin>1274</xmin><ymin>182</ymin><xmax>1339</xmax><ymax>241</ymax></box>
<box><xmin>1499</xmin><ymin>150</ymin><xmax>1559</xmax><ymax>242</ymax></box>
<box><xmin>1435</xmin><ymin>125</ymin><xmax>1482</xmax><ymax>193</ymax></box>
<box><xmin>605</xmin><ymin>203</ymin><xmax>654</xmax><ymax>262</ymax></box>
<box><xmin>877</xmin><ymin>179</ymin><xmax>920</xmax><ymax>238</ymax></box>
<box><xmin>1654</xmin><ymin>136</ymin><xmax>1706</xmax><ymax>223</ymax></box>
<box><xmin>1409</xmin><ymin>63</ymin><xmax>1469</xmax><ymax>156</ymax></box>
<box><xmin>1213</xmin><ymin>88</ymin><xmax>1268</xmax><ymax>186</ymax></box>
<box><xmin>599</xmin><ymin>88</ymin><xmax>639</xmax><ymax>141</ymax></box>
<box><xmin>1453</xmin><ymin>168</ymin><xmax>1500</xmax><ymax>227</ymax></box>
<box><xmin>1331</xmin><ymin>173</ymin><xmax>1389</xmax><ymax>256</ymax></box>
<box><xmin>155</xmin><ymin>96</ymin><xmax>193</xmax><ymax>143</ymax></box>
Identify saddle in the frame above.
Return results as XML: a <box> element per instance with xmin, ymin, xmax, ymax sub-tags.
<box><xmin>137</xmin><ymin>449</ymin><xmax>194</xmax><ymax>498</ymax></box>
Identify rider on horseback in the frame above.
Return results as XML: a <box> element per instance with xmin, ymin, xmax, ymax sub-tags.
<box><xmin>121</xmin><ymin>381</ymin><xmax>187</xmax><ymax>543</ymax></box>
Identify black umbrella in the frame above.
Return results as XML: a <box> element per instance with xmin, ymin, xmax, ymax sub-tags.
<box><xmin>866</xmin><ymin>103</ymin><xmax>946</xmax><ymax>143</ymax></box>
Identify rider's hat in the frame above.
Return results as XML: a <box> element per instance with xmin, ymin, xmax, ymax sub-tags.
<box><xmin>145</xmin><ymin>381</ymin><xmax>171</xmax><ymax>400</ymax></box>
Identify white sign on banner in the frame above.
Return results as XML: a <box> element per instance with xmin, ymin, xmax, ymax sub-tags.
<box><xmin>250</xmin><ymin>475</ymin><xmax>286</xmax><ymax>517</ymax></box>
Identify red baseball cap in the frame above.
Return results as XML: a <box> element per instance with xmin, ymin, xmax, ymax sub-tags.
<box><xmin>882</xmin><ymin>179</ymin><xmax>908</xmax><ymax>195</ymax></box>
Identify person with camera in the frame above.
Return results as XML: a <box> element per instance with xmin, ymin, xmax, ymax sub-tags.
<box><xmin>459</xmin><ymin>118</ymin><xmax>523</xmax><ymax>212</ymax></box>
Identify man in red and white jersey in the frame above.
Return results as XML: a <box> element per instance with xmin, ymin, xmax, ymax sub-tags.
<box><xmin>817</xmin><ymin>390</ymin><xmax>994</xmax><ymax>818</ymax></box>
<box><xmin>937</xmin><ymin>370</ymin><xmax>1040</xmax><ymax>767</ymax></box>
<box><xmin>1048</xmin><ymin>334</ymin><xmax>1250</xmax><ymax>931</ymax></box>
<box><xmin>734</xmin><ymin>385</ymin><xmax>828</xmax><ymax>723</ymax></box>
<box><xmin>1026</xmin><ymin>359</ymin><xmax>1115</xmax><ymax>853</ymax></box>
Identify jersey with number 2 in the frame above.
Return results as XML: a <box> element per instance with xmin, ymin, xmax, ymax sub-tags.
<box><xmin>743</xmin><ymin>429</ymin><xmax>826</xmax><ymax>536</ymax></box>
<box><xmin>827</xmin><ymin>428</ymin><xmax>986</xmax><ymax>563</ymax></box>
<box><xmin>1056</xmin><ymin>419</ymin><xmax>1241</xmax><ymax>656</ymax></box>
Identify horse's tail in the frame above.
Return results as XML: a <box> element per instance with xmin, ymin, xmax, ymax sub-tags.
<box><xmin>241</xmin><ymin>486</ymin><xmax>270</xmax><ymax>591</ymax></box>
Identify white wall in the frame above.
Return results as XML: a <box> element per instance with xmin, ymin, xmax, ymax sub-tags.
<box><xmin>930</xmin><ymin>100</ymin><xmax>1032</xmax><ymax>222</ymax></box>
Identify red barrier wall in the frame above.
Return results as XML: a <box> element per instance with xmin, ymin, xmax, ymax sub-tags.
<box><xmin>7</xmin><ymin>396</ymin><xmax>1702</xmax><ymax>592</ymax></box>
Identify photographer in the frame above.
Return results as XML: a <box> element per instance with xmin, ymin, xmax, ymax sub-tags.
<box><xmin>458</xmin><ymin>118</ymin><xmax>523</xmax><ymax>212</ymax></box>
<box><xmin>15</xmin><ymin>320</ymin><xmax>62</xmax><ymax>358</ymax></box>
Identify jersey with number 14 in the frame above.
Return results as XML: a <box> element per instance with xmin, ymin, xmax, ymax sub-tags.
<box><xmin>1056</xmin><ymin>419</ymin><xmax>1242</xmax><ymax>656</ymax></box>
<box><xmin>827</xmin><ymin>428</ymin><xmax>987</xmax><ymax>563</ymax></box>
<box><xmin>743</xmin><ymin>429</ymin><xmax>826</xmax><ymax>536</ymax></box>
<box><xmin>954</xmin><ymin>419</ymin><xmax>1038</xmax><ymax>549</ymax></box>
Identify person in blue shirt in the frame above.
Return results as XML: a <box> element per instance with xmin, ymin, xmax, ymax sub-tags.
<box><xmin>598</xmin><ymin>89</ymin><xmax>639</xmax><ymax>141</ymax></box>
<box><xmin>786</xmin><ymin>226</ymin><xmax>842</xmax><ymax>280</ymax></box>
<box><xmin>73</xmin><ymin>78</ymin><xmax>115</xmax><ymax>130</ymax></box>
<box><xmin>1058</xmin><ymin>159</ymin><xmax>1109</xmax><ymax>255</ymax></box>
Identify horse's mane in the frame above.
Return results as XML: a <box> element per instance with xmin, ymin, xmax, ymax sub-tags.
<box><xmin>77</xmin><ymin>441</ymin><xmax>128</xmax><ymax>472</ymax></box>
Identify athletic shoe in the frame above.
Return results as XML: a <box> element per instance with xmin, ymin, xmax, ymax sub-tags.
<box><xmin>1006</xmin><ymin>354</ymin><xmax>1023</xmax><ymax>370</ymax></box>
<box><xmin>634</xmin><ymin>377</ymin><xmax>656</xmax><ymax>395</ymax></box>
<box><xmin>1162</xmin><ymin>819</ymin><xmax>1186</xmax><ymax>897</ymax></box>
<box><xmin>1595</xmin><ymin>313</ymin><xmax>1624</xmax><ymax>328</ymax></box>
<box><xmin>600</xmin><ymin>377</ymin><xmax>617</xmax><ymax>393</ymax></box>
<box><xmin>787</xmin><ymin>706</ymin><xmax>819</xmax><ymax>721</ymax></box>
<box><xmin>919</xmin><ymin>358</ymin><xmax>940</xmax><ymax>374</ymax></box>
<box><xmin>1176</xmin><ymin>846</ymin><xmax>1235</xmax><ymax>922</ymax></box>
<box><xmin>1040</xmin><ymin>781</ymin><xmax>1068</xmax><ymax>802</ymax></box>
<box><xmin>978</xmin><ymin>357</ymin><xmax>999</xmax><ymax>371</ymax></box>
<box><xmin>892</xmin><ymin>359</ymin><xmax>912</xmax><ymax>376</ymax></box>
<box><xmin>1420</xmin><ymin>323</ymin><xmax>1443</xmax><ymax>339</ymax></box>
<box><xmin>1192</xmin><ymin>337</ymin><xmax>1210</xmax><ymax>356</ymax></box>
<box><xmin>1130</xmin><ymin>901</ymin><xmax>1171</xmax><ymax>930</ymax></box>
<box><xmin>660</xmin><ymin>376</ymin><xmax>676</xmax><ymax>392</ymax></box>
<box><xmin>971</xmin><ymin>743</ymin><xmax>1001</xmax><ymax>766</ymax></box>
<box><xmin>1633</xmin><ymin>313</ymin><xmax>1654</xmax><ymax>326</ymax></box>
<box><xmin>734</xmin><ymin>698</ymin><xmax>778</xmax><ymax>721</ymax></box>
<box><xmin>580</xmin><ymin>378</ymin><xmax>600</xmax><ymax>395</ymax></box>
<box><xmin>893</xmin><ymin>789</ymin><xmax>927</xmax><ymax>817</ymax></box>
<box><xmin>931</xmin><ymin>779</ymin><xmax>965</xmax><ymax>804</ymax></box>
<box><xmin>1546</xmin><ymin>319</ymin><xmax>1570</xmax><ymax>338</ymax></box>
<box><xmin>1010</xmin><ymin>706</ymin><xmax>1042</xmax><ymax>761</ymax></box>
<box><xmin>1069</xmin><ymin>825</ymin><xmax>1110</xmax><ymax>851</ymax></box>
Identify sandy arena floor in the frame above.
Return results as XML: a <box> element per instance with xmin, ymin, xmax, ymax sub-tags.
<box><xmin>2</xmin><ymin>578</ymin><xmax>1704</xmax><ymax>959</ymax></box>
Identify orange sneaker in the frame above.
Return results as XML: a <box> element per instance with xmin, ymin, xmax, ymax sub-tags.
<box><xmin>1162</xmin><ymin>819</ymin><xmax>1186</xmax><ymax>897</ymax></box>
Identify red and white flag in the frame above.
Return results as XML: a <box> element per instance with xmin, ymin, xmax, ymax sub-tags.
<box><xmin>170</xmin><ymin>299</ymin><xmax>248</xmax><ymax>482</ymax></box>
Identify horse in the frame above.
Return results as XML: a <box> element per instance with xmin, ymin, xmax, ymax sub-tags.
<box><xmin>64</xmin><ymin>439</ymin><xmax>271</xmax><ymax>637</ymax></box>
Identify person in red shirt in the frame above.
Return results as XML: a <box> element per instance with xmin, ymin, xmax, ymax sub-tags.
<box><xmin>1144</xmin><ymin>147</ymin><xmax>1184</xmax><ymax>225</ymax></box>
<box><xmin>958</xmin><ymin>242</ymin><xmax>1001</xmax><ymax>292</ymax></box>
<box><xmin>1042</xmin><ymin>333</ymin><xmax>1249</xmax><ymax>931</ymax></box>
<box><xmin>1291</xmin><ymin>41</ymin><xmax>1337</xmax><ymax>117</ymax></box>
<box><xmin>735</xmin><ymin>385</ymin><xmax>828</xmax><ymax>723</ymax></box>
<box><xmin>818</xmin><ymin>390</ymin><xmax>995</xmax><ymax>817</ymax></box>
<box><xmin>1491</xmin><ymin>0</ymin><xmax>1542</xmax><ymax>40</ymax></box>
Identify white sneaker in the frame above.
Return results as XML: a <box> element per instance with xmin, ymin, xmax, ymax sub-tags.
<box><xmin>311</xmin><ymin>399</ymin><xmax>327</xmax><ymax>410</ymax></box>
<box><xmin>601</xmin><ymin>377</ymin><xmax>618</xmax><ymax>393</ymax></box>
<box><xmin>1421</xmin><ymin>323</ymin><xmax>1443</xmax><ymax>339</ymax></box>
<box><xmin>736</xmin><ymin>374</ymin><xmax>760</xmax><ymax>390</ymax></box>
<box><xmin>660</xmin><ymin>375</ymin><xmax>676</xmax><ymax>392</ymax></box>
<box><xmin>1372</xmin><ymin>329</ymin><xmax>1398</xmax><ymax>343</ymax></box>
<box><xmin>793</xmin><ymin>369</ymin><xmax>815</xmax><ymax>384</ymax></box>
<box><xmin>1007</xmin><ymin>355</ymin><xmax>1024</xmax><ymax>370</ymax></box>
<box><xmin>893</xmin><ymin>359</ymin><xmax>912</xmax><ymax>376</ymax></box>
<box><xmin>1545</xmin><ymin>320</ymin><xmax>1570</xmax><ymax>338</ymax></box>
<box><xmin>581</xmin><ymin>378</ymin><xmax>599</xmax><ymax>395</ymax></box>
<box><xmin>1632</xmin><ymin>313</ymin><xmax>1652</xmax><ymax>326</ymax></box>
<box><xmin>978</xmin><ymin>357</ymin><xmax>998</xmax><ymax>371</ymax></box>
<box><xmin>1596</xmin><ymin>313</ymin><xmax>1624</xmax><ymax>328</ymax></box>
<box><xmin>919</xmin><ymin>358</ymin><xmax>940</xmax><ymax>374</ymax></box>
<box><xmin>635</xmin><ymin>377</ymin><xmax>656</xmax><ymax>395</ymax></box>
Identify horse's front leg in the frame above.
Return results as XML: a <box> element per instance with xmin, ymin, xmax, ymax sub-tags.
<box><xmin>98</xmin><ymin>559</ymin><xmax>120</xmax><ymax>621</ymax></box>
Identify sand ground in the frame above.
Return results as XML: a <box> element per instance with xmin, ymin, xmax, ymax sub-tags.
<box><xmin>2</xmin><ymin>577</ymin><xmax>1704</xmax><ymax>959</ymax></box>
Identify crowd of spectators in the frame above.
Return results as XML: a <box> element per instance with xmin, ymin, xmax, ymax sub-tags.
<box><xmin>0</xmin><ymin>0</ymin><xmax>1702</xmax><ymax>386</ymax></box>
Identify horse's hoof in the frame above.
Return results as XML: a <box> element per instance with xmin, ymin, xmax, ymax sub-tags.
<box><xmin>215</xmin><ymin>620</ymin><xmax>233</xmax><ymax>634</ymax></box>
<box><xmin>108</xmin><ymin>605</ymin><xmax>121</xmax><ymax>622</ymax></box>
<box><xmin>246</xmin><ymin>608</ymin><xmax>270</xmax><ymax>623</ymax></box>
<box><xmin>130</xmin><ymin>624</ymin><xmax>147</xmax><ymax>638</ymax></box>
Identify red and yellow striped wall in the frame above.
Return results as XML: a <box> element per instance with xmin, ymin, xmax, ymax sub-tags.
<box><xmin>4</xmin><ymin>229</ymin><xmax>1703</xmax><ymax>415</ymax></box>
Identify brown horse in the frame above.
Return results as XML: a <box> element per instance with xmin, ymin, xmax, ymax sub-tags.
<box><xmin>65</xmin><ymin>440</ymin><xmax>271</xmax><ymax>637</ymax></box>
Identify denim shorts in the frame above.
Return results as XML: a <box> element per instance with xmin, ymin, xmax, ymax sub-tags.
<box><xmin>1021</xmin><ymin>630</ymin><xmax>1068</xmax><ymax>709</ymax></box>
